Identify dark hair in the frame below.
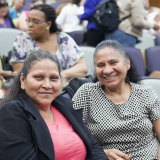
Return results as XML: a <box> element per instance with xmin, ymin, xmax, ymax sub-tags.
<box><xmin>0</xmin><ymin>0</ymin><xmax>9</xmax><ymax>18</ymax></box>
<box><xmin>32</xmin><ymin>0</ymin><xmax>45</xmax><ymax>3</ymax></box>
<box><xmin>30</xmin><ymin>4</ymin><xmax>61</xmax><ymax>33</ymax></box>
<box><xmin>0</xmin><ymin>51</ymin><xmax>61</xmax><ymax>108</ymax></box>
<box><xmin>72</xmin><ymin>0</ymin><xmax>81</xmax><ymax>6</ymax></box>
<box><xmin>93</xmin><ymin>40</ymin><xmax>140</xmax><ymax>83</ymax></box>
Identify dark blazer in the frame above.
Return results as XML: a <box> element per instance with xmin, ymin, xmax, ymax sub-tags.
<box><xmin>0</xmin><ymin>94</ymin><xmax>108</xmax><ymax>160</ymax></box>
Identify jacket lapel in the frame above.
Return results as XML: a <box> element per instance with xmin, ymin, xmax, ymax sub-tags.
<box><xmin>20</xmin><ymin>95</ymin><xmax>55</xmax><ymax>160</ymax></box>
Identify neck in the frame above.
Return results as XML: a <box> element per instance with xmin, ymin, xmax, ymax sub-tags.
<box><xmin>35</xmin><ymin>32</ymin><xmax>56</xmax><ymax>43</ymax></box>
<box><xmin>103</xmin><ymin>81</ymin><xmax>131</xmax><ymax>104</ymax></box>
<box><xmin>12</xmin><ymin>5</ymin><xmax>20</xmax><ymax>13</ymax></box>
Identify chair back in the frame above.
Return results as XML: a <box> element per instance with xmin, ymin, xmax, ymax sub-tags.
<box><xmin>135</xmin><ymin>33</ymin><xmax>155</xmax><ymax>51</ymax></box>
<box><xmin>155</xmin><ymin>33</ymin><xmax>160</xmax><ymax>46</ymax></box>
<box><xmin>0</xmin><ymin>28</ymin><xmax>22</xmax><ymax>56</ymax></box>
<box><xmin>145</xmin><ymin>46</ymin><xmax>160</xmax><ymax>74</ymax></box>
<box><xmin>79</xmin><ymin>46</ymin><xmax>95</xmax><ymax>76</ymax></box>
<box><xmin>124</xmin><ymin>47</ymin><xmax>146</xmax><ymax>77</ymax></box>
<box><xmin>138</xmin><ymin>78</ymin><xmax>160</xmax><ymax>97</ymax></box>
<box><xmin>69</xmin><ymin>31</ymin><xmax>85</xmax><ymax>46</ymax></box>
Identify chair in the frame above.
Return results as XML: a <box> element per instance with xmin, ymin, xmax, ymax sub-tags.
<box><xmin>145</xmin><ymin>46</ymin><xmax>160</xmax><ymax>74</ymax></box>
<box><xmin>22</xmin><ymin>0</ymin><xmax>32</xmax><ymax>10</ymax></box>
<box><xmin>135</xmin><ymin>33</ymin><xmax>155</xmax><ymax>51</ymax></box>
<box><xmin>79</xmin><ymin>46</ymin><xmax>95</xmax><ymax>76</ymax></box>
<box><xmin>0</xmin><ymin>28</ymin><xmax>22</xmax><ymax>56</ymax></box>
<box><xmin>155</xmin><ymin>33</ymin><xmax>160</xmax><ymax>46</ymax></box>
<box><xmin>124</xmin><ymin>47</ymin><xmax>146</xmax><ymax>78</ymax></box>
<box><xmin>138</xmin><ymin>78</ymin><xmax>160</xmax><ymax>97</ymax></box>
<box><xmin>69</xmin><ymin>31</ymin><xmax>85</xmax><ymax>46</ymax></box>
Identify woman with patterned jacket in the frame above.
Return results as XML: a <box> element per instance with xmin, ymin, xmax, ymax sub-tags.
<box><xmin>10</xmin><ymin>4</ymin><xmax>87</xmax><ymax>83</ymax></box>
<box><xmin>72</xmin><ymin>40</ymin><xmax>160</xmax><ymax>160</ymax></box>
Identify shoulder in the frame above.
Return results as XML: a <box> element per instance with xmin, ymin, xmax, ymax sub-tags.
<box><xmin>131</xmin><ymin>82</ymin><xmax>158</xmax><ymax>99</ymax></box>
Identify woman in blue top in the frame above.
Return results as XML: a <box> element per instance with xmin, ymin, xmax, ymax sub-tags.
<box><xmin>8</xmin><ymin>0</ymin><xmax>24</xmax><ymax>27</ymax></box>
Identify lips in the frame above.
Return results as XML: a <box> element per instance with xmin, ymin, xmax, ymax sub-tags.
<box><xmin>104</xmin><ymin>75</ymin><xmax>117</xmax><ymax>80</ymax></box>
<box><xmin>39</xmin><ymin>92</ymin><xmax>53</xmax><ymax>95</ymax></box>
<box><xmin>28</xmin><ymin>30</ymin><xmax>34</xmax><ymax>34</ymax></box>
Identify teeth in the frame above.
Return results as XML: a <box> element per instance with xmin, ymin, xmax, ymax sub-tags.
<box><xmin>105</xmin><ymin>75</ymin><xmax>117</xmax><ymax>80</ymax></box>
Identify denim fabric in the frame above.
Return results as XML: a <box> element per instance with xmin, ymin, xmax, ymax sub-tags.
<box><xmin>105</xmin><ymin>29</ymin><xmax>137</xmax><ymax>47</ymax></box>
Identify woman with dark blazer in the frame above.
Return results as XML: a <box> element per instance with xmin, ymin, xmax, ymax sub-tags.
<box><xmin>0</xmin><ymin>50</ymin><xmax>108</xmax><ymax>160</ymax></box>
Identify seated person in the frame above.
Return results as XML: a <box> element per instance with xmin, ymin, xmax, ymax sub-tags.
<box><xmin>56</xmin><ymin>0</ymin><xmax>87</xmax><ymax>33</ymax></box>
<box><xmin>72</xmin><ymin>40</ymin><xmax>160</xmax><ymax>160</ymax></box>
<box><xmin>0</xmin><ymin>50</ymin><xmax>108</xmax><ymax>160</ymax></box>
<box><xmin>8</xmin><ymin>0</ymin><xmax>24</xmax><ymax>27</ymax></box>
<box><xmin>10</xmin><ymin>4</ymin><xmax>87</xmax><ymax>83</ymax></box>
<box><xmin>18</xmin><ymin>0</ymin><xmax>45</xmax><ymax>31</ymax></box>
<box><xmin>0</xmin><ymin>0</ymin><xmax>15</xmax><ymax>28</ymax></box>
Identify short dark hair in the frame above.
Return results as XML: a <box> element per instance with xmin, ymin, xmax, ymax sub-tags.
<box><xmin>32</xmin><ymin>0</ymin><xmax>45</xmax><ymax>3</ymax></box>
<box><xmin>93</xmin><ymin>40</ymin><xmax>140</xmax><ymax>83</ymax></box>
<box><xmin>0</xmin><ymin>51</ymin><xmax>61</xmax><ymax>108</ymax></box>
<box><xmin>30</xmin><ymin>4</ymin><xmax>61</xmax><ymax>33</ymax></box>
<box><xmin>72</xmin><ymin>0</ymin><xmax>81</xmax><ymax>5</ymax></box>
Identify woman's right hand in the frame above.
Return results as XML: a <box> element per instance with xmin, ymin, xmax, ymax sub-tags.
<box><xmin>104</xmin><ymin>149</ymin><xmax>131</xmax><ymax>160</ymax></box>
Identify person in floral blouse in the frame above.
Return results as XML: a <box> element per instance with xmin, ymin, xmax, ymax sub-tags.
<box><xmin>10</xmin><ymin>4</ymin><xmax>87</xmax><ymax>83</ymax></box>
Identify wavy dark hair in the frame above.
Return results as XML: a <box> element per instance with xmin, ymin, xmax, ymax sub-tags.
<box><xmin>32</xmin><ymin>0</ymin><xmax>45</xmax><ymax>3</ymax></box>
<box><xmin>0</xmin><ymin>51</ymin><xmax>61</xmax><ymax>108</ymax></box>
<box><xmin>30</xmin><ymin>4</ymin><xmax>61</xmax><ymax>33</ymax></box>
<box><xmin>93</xmin><ymin>40</ymin><xmax>140</xmax><ymax>83</ymax></box>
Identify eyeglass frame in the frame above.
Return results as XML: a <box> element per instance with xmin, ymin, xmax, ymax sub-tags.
<box><xmin>25</xmin><ymin>19</ymin><xmax>48</xmax><ymax>25</ymax></box>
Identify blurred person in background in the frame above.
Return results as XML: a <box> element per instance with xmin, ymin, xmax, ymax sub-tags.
<box><xmin>105</xmin><ymin>0</ymin><xmax>160</xmax><ymax>47</ymax></box>
<box><xmin>56</xmin><ymin>0</ymin><xmax>87</xmax><ymax>33</ymax></box>
<box><xmin>18</xmin><ymin>0</ymin><xmax>45</xmax><ymax>31</ymax></box>
<box><xmin>8</xmin><ymin>0</ymin><xmax>24</xmax><ymax>27</ymax></box>
<box><xmin>0</xmin><ymin>0</ymin><xmax>15</xmax><ymax>28</ymax></box>
<box><xmin>10</xmin><ymin>4</ymin><xmax>87</xmax><ymax>86</ymax></box>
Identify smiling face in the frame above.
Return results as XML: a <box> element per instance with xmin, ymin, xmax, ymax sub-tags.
<box><xmin>20</xmin><ymin>59</ymin><xmax>61</xmax><ymax>109</ymax></box>
<box><xmin>28</xmin><ymin>9</ymin><xmax>51</xmax><ymax>39</ymax></box>
<box><xmin>95</xmin><ymin>47</ymin><xmax>130</xmax><ymax>90</ymax></box>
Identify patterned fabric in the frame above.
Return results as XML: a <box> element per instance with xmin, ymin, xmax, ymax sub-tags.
<box><xmin>10</xmin><ymin>32</ymin><xmax>84</xmax><ymax>70</ymax></box>
<box><xmin>72</xmin><ymin>81</ymin><xmax>160</xmax><ymax>160</ymax></box>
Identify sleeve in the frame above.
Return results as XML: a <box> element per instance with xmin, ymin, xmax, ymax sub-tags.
<box><xmin>58</xmin><ymin>32</ymin><xmax>85</xmax><ymax>69</ymax></box>
<box><xmin>130</xmin><ymin>0</ymin><xmax>153</xmax><ymax>29</ymax></box>
<box><xmin>146</xmin><ymin>87</ymin><xmax>160</xmax><ymax>121</ymax></box>
<box><xmin>78</xmin><ymin>0</ymin><xmax>99</xmax><ymax>20</ymax></box>
<box><xmin>82</xmin><ymin>122</ymin><xmax>109</xmax><ymax>160</ymax></box>
<box><xmin>9</xmin><ymin>32</ymin><xmax>30</xmax><ymax>65</ymax></box>
<box><xmin>56</xmin><ymin>5</ymin><xmax>67</xmax><ymax>26</ymax></box>
<box><xmin>0</xmin><ymin>104</ymin><xmax>37</xmax><ymax>160</ymax></box>
<box><xmin>72</xmin><ymin>83</ymin><xmax>92</xmax><ymax>123</ymax></box>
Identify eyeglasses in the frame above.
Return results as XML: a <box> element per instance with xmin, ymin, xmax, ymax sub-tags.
<box><xmin>25</xmin><ymin>19</ymin><xmax>48</xmax><ymax>25</ymax></box>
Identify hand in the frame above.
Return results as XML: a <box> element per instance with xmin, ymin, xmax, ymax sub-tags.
<box><xmin>0</xmin><ymin>70</ymin><xmax>17</xmax><ymax>83</ymax></box>
<box><xmin>61</xmin><ymin>71</ymin><xmax>68</xmax><ymax>82</ymax></box>
<box><xmin>153</xmin><ymin>22</ymin><xmax>160</xmax><ymax>31</ymax></box>
<box><xmin>104</xmin><ymin>149</ymin><xmax>131</xmax><ymax>160</ymax></box>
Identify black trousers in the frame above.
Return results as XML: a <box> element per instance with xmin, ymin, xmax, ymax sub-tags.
<box><xmin>86</xmin><ymin>29</ymin><xmax>105</xmax><ymax>47</ymax></box>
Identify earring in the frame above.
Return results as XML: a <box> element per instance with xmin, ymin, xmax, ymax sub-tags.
<box><xmin>47</xmin><ymin>27</ymin><xmax>49</xmax><ymax>30</ymax></box>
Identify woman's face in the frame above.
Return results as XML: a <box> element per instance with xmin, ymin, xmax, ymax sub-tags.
<box><xmin>28</xmin><ymin>9</ymin><xmax>50</xmax><ymax>39</ymax></box>
<box><xmin>0</xmin><ymin>6</ymin><xmax>8</xmax><ymax>18</ymax></box>
<box><xmin>95</xmin><ymin>47</ymin><xmax>130</xmax><ymax>90</ymax></box>
<box><xmin>13</xmin><ymin>0</ymin><xmax>24</xmax><ymax>10</ymax></box>
<box><xmin>20</xmin><ymin>59</ymin><xmax>61</xmax><ymax>109</ymax></box>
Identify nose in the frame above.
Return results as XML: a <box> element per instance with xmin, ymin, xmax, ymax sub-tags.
<box><xmin>103</xmin><ymin>65</ymin><xmax>113</xmax><ymax>74</ymax></box>
<box><xmin>42</xmin><ymin>79</ymin><xmax>52</xmax><ymax>89</ymax></box>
